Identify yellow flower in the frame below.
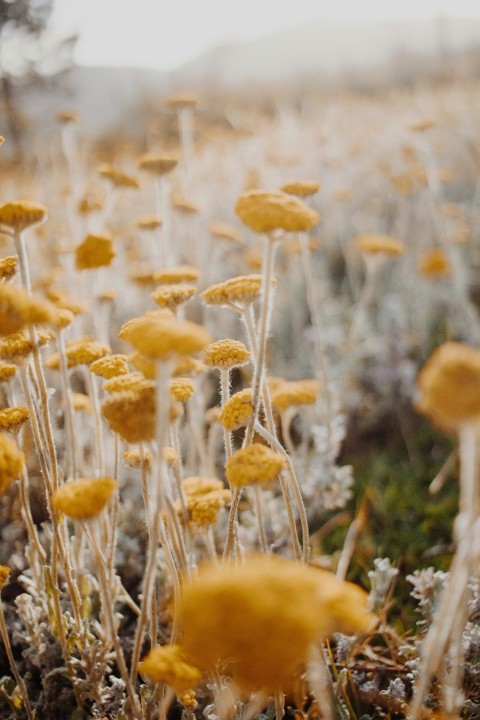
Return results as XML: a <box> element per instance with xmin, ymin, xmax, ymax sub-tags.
<box><xmin>0</xmin><ymin>330</ymin><xmax>50</xmax><ymax>361</ymax></box>
<box><xmin>200</xmin><ymin>275</ymin><xmax>264</xmax><ymax>306</ymax></box>
<box><xmin>201</xmin><ymin>339</ymin><xmax>250</xmax><ymax>369</ymax></box>
<box><xmin>151</xmin><ymin>284</ymin><xmax>197</xmax><ymax>310</ymax></box>
<box><xmin>56</xmin><ymin>110</ymin><xmax>79</xmax><ymax>124</ymax></box>
<box><xmin>354</xmin><ymin>233</ymin><xmax>405</xmax><ymax>256</ymax></box>
<box><xmin>154</xmin><ymin>266</ymin><xmax>200</xmax><ymax>284</ymax></box>
<box><xmin>187</xmin><ymin>489</ymin><xmax>231</xmax><ymax>526</ymax></box>
<box><xmin>170</xmin><ymin>378</ymin><xmax>195</xmax><ymax>403</ymax></box>
<box><xmin>97</xmin><ymin>164</ymin><xmax>140</xmax><ymax>189</ymax></box>
<box><xmin>139</xmin><ymin>645</ymin><xmax>202</xmax><ymax>691</ymax></box>
<box><xmin>0</xmin><ymin>201</ymin><xmax>47</xmax><ymax>232</ymax></box>
<box><xmin>138</xmin><ymin>153</ymin><xmax>179</xmax><ymax>175</ymax></box>
<box><xmin>124</xmin><ymin>316</ymin><xmax>211</xmax><ymax>360</ymax></box>
<box><xmin>271</xmin><ymin>379</ymin><xmax>319</xmax><ymax>413</ymax></box>
<box><xmin>171</xmin><ymin>196</ymin><xmax>200</xmax><ymax>214</ymax></box>
<box><xmin>75</xmin><ymin>234</ymin><xmax>115</xmax><ymax>271</ymax></box>
<box><xmin>102</xmin><ymin>387</ymin><xmax>156</xmax><ymax>443</ymax></box>
<box><xmin>208</xmin><ymin>222</ymin><xmax>242</xmax><ymax>243</ymax></box>
<box><xmin>165</xmin><ymin>92</ymin><xmax>201</xmax><ymax>109</ymax></box>
<box><xmin>117</xmin><ymin>309</ymin><xmax>173</xmax><ymax>342</ymax></box>
<box><xmin>136</xmin><ymin>215</ymin><xmax>162</xmax><ymax>230</ymax></box>
<box><xmin>53</xmin><ymin>477</ymin><xmax>117</xmax><ymax>520</ymax></box>
<box><xmin>225</xmin><ymin>444</ymin><xmax>285</xmax><ymax>487</ymax></box>
<box><xmin>61</xmin><ymin>338</ymin><xmax>110</xmax><ymax>369</ymax></box>
<box><xmin>281</xmin><ymin>180</ymin><xmax>321</xmax><ymax>198</ymax></box>
<box><xmin>0</xmin><ymin>363</ymin><xmax>16</xmax><ymax>383</ymax></box>
<box><xmin>72</xmin><ymin>393</ymin><xmax>91</xmax><ymax>413</ymax></box>
<box><xmin>182</xmin><ymin>476</ymin><xmax>224</xmax><ymax>497</ymax></box>
<box><xmin>416</xmin><ymin>342</ymin><xmax>480</xmax><ymax>427</ymax></box>
<box><xmin>178</xmin><ymin>555</ymin><xmax>374</xmax><ymax>692</ymax></box>
<box><xmin>220</xmin><ymin>388</ymin><xmax>253</xmax><ymax>431</ymax></box>
<box><xmin>0</xmin><ymin>407</ymin><xmax>29</xmax><ymax>434</ymax></box>
<box><xmin>0</xmin><ymin>256</ymin><xmax>18</xmax><ymax>281</ymax></box>
<box><xmin>418</xmin><ymin>248</ymin><xmax>450</xmax><ymax>277</ymax></box>
<box><xmin>0</xmin><ymin>284</ymin><xmax>59</xmax><ymax>336</ymax></box>
<box><xmin>0</xmin><ymin>432</ymin><xmax>24</xmax><ymax>495</ymax></box>
<box><xmin>0</xmin><ymin>565</ymin><xmax>10</xmax><ymax>589</ymax></box>
<box><xmin>89</xmin><ymin>354</ymin><xmax>130</xmax><ymax>379</ymax></box>
<box><xmin>235</xmin><ymin>190</ymin><xmax>320</xmax><ymax>234</ymax></box>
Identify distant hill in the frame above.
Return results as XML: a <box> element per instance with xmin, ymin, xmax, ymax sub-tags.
<box><xmin>17</xmin><ymin>17</ymin><xmax>480</xmax><ymax>133</ymax></box>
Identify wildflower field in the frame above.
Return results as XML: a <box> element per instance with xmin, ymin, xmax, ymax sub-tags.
<box><xmin>0</xmin><ymin>78</ymin><xmax>480</xmax><ymax>720</ymax></box>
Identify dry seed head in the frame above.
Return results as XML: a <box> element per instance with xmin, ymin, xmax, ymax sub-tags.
<box><xmin>0</xmin><ymin>283</ymin><xmax>59</xmax><ymax>336</ymax></box>
<box><xmin>0</xmin><ymin>256</ymin><xmax>17</xmax><ymax>281</ymax></box>
<box><xmin>154</xmin><ymin>265</ymin><xmax>200</xmax><ymax>284</ymax></box>
<box><xmin>170</xmin><ymin>378</ymin><xmax>195</xmax><ymax>402</ymax></box>
<box><xmin>178</xmin><ymin>555</ymin><xmax>374</xmax><ymax>692</ymax></box>
<box><xmin>75</xmin><ymin>234</ymin><xmax>115</xmax><ymax>271</ymax></box>
<box><xmin>0</xmin><ymin>201</ymin><xmax>47</xmax><ymax>232</ymax></box>
<box><xmin>125</xmin><ymin>316</ymin><xmax>211</xmax><ymax>360</ymax></box>
<box><xmin>136</xmin><ymin>215</ymin><xmax>162</xmax><ymax>230</ymax></box>
<box><xmin>0</xmin><ymin>431</ymin><xmax>24</xmax><ymax>495</ymax></box>
<box><xmin>139</xmin><ymin>645</ymin><xmax>202</xmax><ymax>691</ymax></box>
<box><xmin>89</xmin><ymin>354</ymin><xmax>129</xmax><ymax>379</ymax></box>
<box><xmin>151</xmin><ymin>283</ymin><xmax>197</xmax><ymax>310</ymax></box>
<box><xmin>0</xmin><ymin>407</ymin><xmax>29</xmax><ymax>434</ymax></box>
<box><xmin>220</xmin><ymin>388</ymin><xmax>253</xmax><ymax>431</ymax></box>
<box><xmin>201</xmin><ymin>339</ymin><xmax>250</xmax><ymax>369</ymax></box>
<box><xmin>281</xmin><ymin>180</ymin><xmax>321</xmax><ymax>198</ymax></box>
<box><xmin>208</xmin><ymin>222</ymin><xmax>242</xmax><ymax>243</ymax></box>
<box><xmin>235</xmin><ymin>190</ymin><xmax>320</xmax><ymax>234</ymax></box>
<box><xmin>97</xmin><ymin>164</ymin><xmax>140</xmax><ymax>189</ymax></box>
<box><xmin>138</xmin><ymin>153</ymin><xmax>179</xmax><ymax>175</ymax></box>
<box><xmin>53</xmin><ymin>477</ymin><xmax>117</xmax><ymax>520</ymax></box>
<box><xmin>0</xmin><ymin>565</ymin><xmax>10</xmax><ymax>589</ymax></box>
<box><xmin>0</xmin><ymin>363</ymin><xmax>16</xmax><ymax>383</ymax></box>
<box><xmin>225</xmin><ymin>443</ymin><xmax>285</xmax><ymax>488</ymax></box>
<box><xmin>416</xmin><ymin>341</ymin><xmax>480</xmax><ymax>427</ymax></box>
<box><xmin>0</xmin><ymin>330</ymin><xmax>50</xmax><ymax>360</ymax></box>
<box><xmin>171</xmin><ymin>195</ymin><xmax>200</xmax><ymax>214</ymax></box>
<box><xmin>354</xmin><ymin>233</ymin><xmax>405</xmax><ymax>256</ymax></box>
<box><xmin>271</xmin><ymin>379</ymin><xmax>319</xmax><ymax>413</ymax></box>
<box><xmin>418</xmin><ymin>248</ymin><xmax>451</xmax><ymax>278</ymax></box>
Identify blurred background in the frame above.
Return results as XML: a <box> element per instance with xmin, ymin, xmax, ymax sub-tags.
<box><xmin>1</xmin><ymin>0</ymin><xmax>480</xmax><ymax>152</ymax></box>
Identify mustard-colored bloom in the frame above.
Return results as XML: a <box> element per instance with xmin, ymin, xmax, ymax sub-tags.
<box><xmin>225</xmin><ymin>444</ymin><xmax>285</xmax><ymax>487</ymax></box>
<box><xmin>281</xmin><ymin>180</ymin><xmax>321</xmax><ymax>198</ymax></box>
<box><xmin>0</xmin><ymin>201</ymin><xmax>47</xmax><ymax>232</ymax></box>
<box><xmin>201</xmin><ymin>339</ymin><xmax>250</xmax><ymax>369</ymax></box>
<box><xmin>53</xmin><ymin>477</ymin><xmax>117</xmax><ymax>520</ymax></box>
<box><xmin>139</xmin><ymin>645</ymin><xmax>201</xmax><ymax>691</ymax></box>
<box><xmin>220</xmin><ymin>388</ymin><xmax>253</xmax><ymax>431</ymax></box>
<box><xmin>0</xmin><ymin>431</ymin><xmax>24</xmax><ymax>494</ymax></box>
<box><xmin>235</xmin><ymin>190</ymin><xmax>320</xmax><ymax>234</ymax></box>
<box><xmin>89</xmin><ymin>354</ymin><xmax>129</xmax><ymax>379</ymax></box>
<box><xmin>271</xmin><ymin>379</ymin><xmax>319</xmax><ymax>413</ymax></box>
<box><xmin>354</xmin><ymin>233</ymin><xmax>405</xmax><ymax>256</ymax></box>
<box><xmin>75</xmin><ymin>234</ymin><xmax>115</xmax><ymax>271</ymax></box>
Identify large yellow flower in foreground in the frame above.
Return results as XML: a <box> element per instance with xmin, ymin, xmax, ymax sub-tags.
<box><xmin>416</xmin><ymin>341</ymin><xmax>480</xmax><ymax>428</ymax></box>
<box><xmin>178</xmin><ymin>555</ymin><xmax>374</xmax><ymax>692</ymax></box>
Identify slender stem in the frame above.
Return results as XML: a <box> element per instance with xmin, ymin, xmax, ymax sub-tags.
<box><xmin>56</xmin><ymin>330</ymin><xmax>77</xmax><ymax>479</ymax></box>
<box><xmin>85</xmin><ymin>371</ymin><xmax>104</xmax><ymax>476</ymax></box>
<box><xmin>274</xmin><ymin>690</ymin><xmax>284</xmax><ymax>720</ymax></box>
<box><xmin>223</xmin><ymin>487</ymin><xmax>242</xmax><ymax>562</ymax></box>
<box><xmin>252</xmin><ymin>485</ymin><xmax>269</xmax><ymax>554</ymax></box>
<box><xmin>0</xmin><ymin>601</ymin><xmax>35</xmax><ymax>720</ymax></box>
<box><xmin>18</xmin><ymin>467</ymin><xmax>46</xmax><ymax>566</ymax></box>
<box><xmin>220</xmin><ymin>368</ymin><xmax>232</xmax><ymax>460</ymax></box>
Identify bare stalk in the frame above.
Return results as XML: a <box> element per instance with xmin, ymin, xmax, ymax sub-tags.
<box><xmin>0</xmin><ymin>600</ymin><xmax>35</xmax><ymax>720</ymax></box>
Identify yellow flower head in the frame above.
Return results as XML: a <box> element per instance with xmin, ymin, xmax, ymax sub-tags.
<box><xmin>139</xmin><ymin>644</ymin><xmax>202</xmax><ymax>691</ymax></box>
<box><xmin>170</xmin><ymin>377</ymin><xmax>195</xmax><ymax>403</ymax></box>
<box><xmin>102</xmin><ymin>387</ymin><xmax>157</xmax><ymax>443</ymax></box>
<box><xmin>66</xmin><ymin>338</ymin><xmax>110</xmax><ymax>368</ymax></box>
<box><xmin>0</xmin><ymin>330</ymin><xmax>50</xmax><ymax>361</ymax></box>
<box><xmin>182</xmin><ymin>476</ymin><xmax>224</xmax><ymax>497</ymax></box>
<box><xmin>0</xmin><ymin>284</ymin><xmax>59</xmax><ymax>336</ymax></box>
<box><xmin>136</xmin><ymin>215</ymin><xmax>162</xmax><ymax>230</ymax></box>
<box><xmin>171</xmin><ymin>196</ymin><xmax>200</xmax><ymax>214</ymax></box>
<box><xmin>0</xmin><ymin>256</ymin><xmax>18</xmax><ymax>281</ymax></box>
<box><xmin>178</xmin><ymin>555</ymin><xmax>374</xmax><ymax>691</ymax></box>
<box><xmin>200</xmin><ymin>275</ymin><xmax>264</xmax><ymax>307</ymax></box>
<box><xmin>0</xmin><ymin>431</ymin><xmax>24</xmax><ymax>494</ymax></box>
<box><xmin>0</xmin><ymin>201</ymin><xmax>47</xmax><ymax>232</ymax></box>
<box><xmin>201</xmin><ymin>339</ymin><xmax>250</xmax><ymax>369</ymax></box>
<box><xmin>225</xmin><ymin>443</ymin><xmax>285</xmax><ymax>487</ymax></box>
<box><xmin>124</xmin><ymin>316</ymin><xmax>211</xmax><ymax>360</ymax></box>
<box><xmin>151</xmin><ymin>284</ymin><xmax>197</xmax><ymax>310</ymax></box>
<box><xmin>0</xmin><ymin>407</ymin><xmax>29</xmax><ymax>434</ymax></box>
<box><xmin>154</xmin><ymin>266</ymin><xmax>200</xmax><ymax>284</ymax></box>
<box><xmin>103</xmin><ymin>372</ymin><xmax>153</xmax><ymax>394</ymax></box>
<box><xmin>187</xmin><ymin>489</ymin><xmax>231</xmax><ymax>527</ymax></box>
<box><xmin>56</xmin><ymin>110</ymin><xmax>79</xmax><ymax>124</ymax></box>
<box><xmin>89</xmin><ymin>354</ymin><xmax>130</xmax><ymax>379</ymax></box>
<box><xmin>235</xmin><ymin>190</ymin><xmax>320</xmax><ymax>234</ymax></box>
<box><xmin>0</xmin><ymin>565</ymin><xmax>10</xmax><ymax>589</ymax></box>
<box><xmin>281</xmin><ymin>180</ymin><xmax>321</xmax><ymax>198</ymax></box>
<box><xmin>138</xmin><ymin>153</ymin><xmax>179</xmax><ymax>175</ymax></box>
<box><xmin>354</xmin><ymin>233</ymin><xmax>405</xmax><ymax>256</ymax></box>
<box><xmin>208</xmin><ymin>222</ymin><xmax>242</xmax><ymax>243</ymax></box>
<box><xmin>72</xmin><ymin>393</ymin><xmax>91</xmax><ymax>413</ymax></box>
<box><xmin>418</xmin><ymin>248</ymin><xmax>451</xmax><ymax>278</ymax></box>
<box><xmin>220</xmin><ymin>388</ymin><xmax>253</xmax><ymax>431</ymax></box>
<box><xmin>416</xmin><ymin>341</ymin><xmax>480</xmax><ymax>428</ymax></box>
<box><xmin>165</xmin><ymin>92</ymin><xmax>201</xmax><ymax>110</ymax></box>
<box><xmin>271</xmin><ymin>379</ymin><xmax>319</xmax><ymax>413</ymax></box>
<box><xmin>75</xmin><ymin>234</ymin><xmax>115</xmax><ymax>271</ymax></box>
<box><xmin>118</xmin><ymin>309</ymin><xmax>173</xmax><ymax>342</ymax></box>
<box><xmin>78</xmin><ymin>191</ymin><xmax>103</xmax><ymax>215</ymax></box>
<box><xmin>97</xmin><ymin>164</ymin><xmax>140</xmax><ymax>189</ymax></box>
<box><xmin>0</xmin><ymin>362</ymin><xmax>16</xmax><ymax>383</ymax></box>
<box><xmin>53</xmin><ymin>477</ymin><xmax>117</xmax><ymax>520</ymax></box>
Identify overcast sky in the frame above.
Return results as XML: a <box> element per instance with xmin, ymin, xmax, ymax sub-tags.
<box><xmin>50</xmin><ymin>0</ymin><xmax>480</xmax><ymax>71</ymax></box>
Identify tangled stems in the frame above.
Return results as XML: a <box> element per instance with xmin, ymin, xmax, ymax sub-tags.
<box><xmin>0</xmin><ymin>598</ymin><xmax>34</xmax><ymax>720</ymax></box>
